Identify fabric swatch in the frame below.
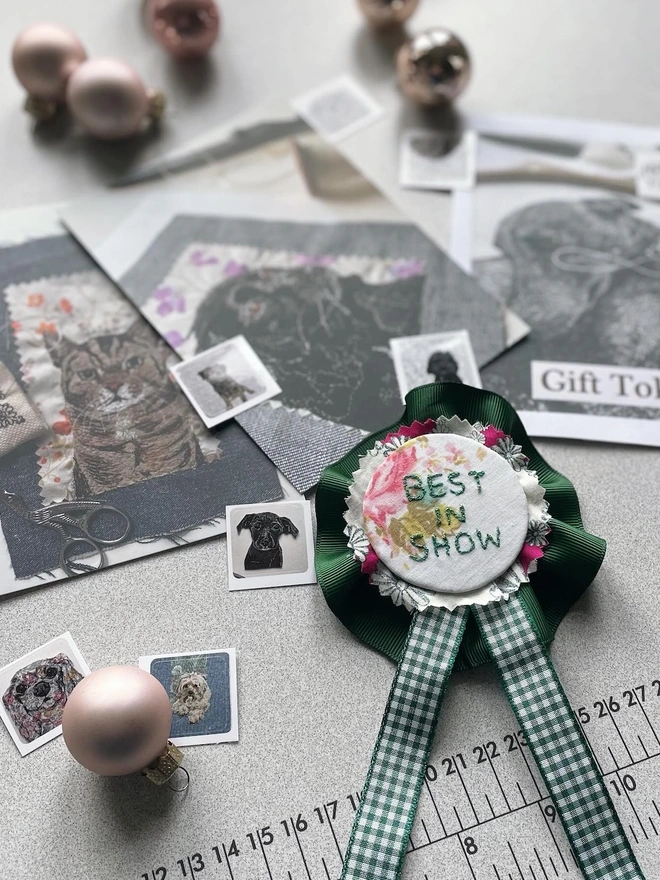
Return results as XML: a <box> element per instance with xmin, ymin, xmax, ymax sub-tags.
<box><xmin>0</xmin><ymin>235</ymin><xmax>283</xmax><ymax>579</ymax></box>
<box><xmin>0</xmin><ymin>362</ymin><xmax>47</xmax><ymax>457</ymax></box>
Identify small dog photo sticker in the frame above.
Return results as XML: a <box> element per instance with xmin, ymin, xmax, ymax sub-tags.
<box><xmin>171</xmin><ymin>334</ymin><xmax>281</xmax><ymax>428</ymax></box>
<box><xmin>139</xmin><ymin>649</ymin><xmax>238</xmax><ymax>746</ymax></box>
<box><xmin>0</xmin><ymin>632</ymin><xmax>90</xmax><ymax>756</ymax></box>
<box><xmin>226</xmin><ymin>500</ymin><xmax>317</xmax><ymax>590</ymax></box>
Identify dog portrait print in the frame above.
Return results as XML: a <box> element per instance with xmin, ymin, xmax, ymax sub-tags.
<box><xmin>198</xmin><ymin>364</ymin><xmax>254</xmax><ymax>411</ymax></box>
<box><xmin>142</xmin><ymin>650</ymin><xmax>237</xmax><ymax>745</ymax></box>
<box><xmin>427</xmin><ymin>351</ymin><xmax>462</xmax><ymax>384</ymax></box>
<box><xmin>2</xmin><ymin>654</ymin><xmax>83</xmax><ymax>743</ymax></box>
<box><xmin>237</xmin><ymin>511</ymin><xmax>299</xmax><ymax>570</ymax></box>
<box><xmin>170</xmin><ymin>664</ymin><xmax>212</xmax><ymax>724</ymax></box>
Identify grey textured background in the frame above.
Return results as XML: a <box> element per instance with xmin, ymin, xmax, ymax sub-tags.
<box><xmin>1</xmin><ymin>2</ymin><xmax>660</xmax><ymax>879</ymax></box>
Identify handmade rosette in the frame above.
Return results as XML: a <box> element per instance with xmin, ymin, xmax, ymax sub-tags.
<box><xmin>315</xmin><ymin>385</ymin><xmax>644</xmax><ymax>880</ymax></box>
<box><xmin>343</xmin><ymin>414</ymin><xmax>550</xmax><ymax>612</ymax></box>
<box><xmin>315</xmin><ymin>383</ymin><xmax>606</xmax><ymax>670</ymax></box>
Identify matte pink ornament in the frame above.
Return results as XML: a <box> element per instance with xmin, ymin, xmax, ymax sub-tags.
<box><xmin>65</xmin><ymin>58</ymin><xmax>165</xmax><ymax>140</ymax></box>
<box><xmin>11</xmin><ymin>23</ymin><xmax>87</xmax><ymax>119</ymax></box>
<box><xmin>147</xmin><ymin>0</ymin><xmax>220</xmax><ymax>59</ymax></box>
<box><xmin>62</xmin><ymin>666</ymin><xmax>173</xmax><ymax>777</ymax></box>
<box><xmin>396</xmin><ymin>28</ymin><xmax>471</xmax><ymax>106</ymax></box>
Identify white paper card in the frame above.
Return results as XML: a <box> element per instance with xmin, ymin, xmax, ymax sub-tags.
<box><xmin>291</xmin><ymin>75</ymin><xmax>384</xmax><ymax>143</ymax></box>
<box><xmin>400</xmin><ymin>129</ymin><xmax>477</xmax><ymax>192</ymax></box>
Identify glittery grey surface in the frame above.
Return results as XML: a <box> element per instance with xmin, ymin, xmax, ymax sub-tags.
<box><xmin>1</xmin><ymin>440</ymin><xmax>660</xmax><ymax>880</ymax></box>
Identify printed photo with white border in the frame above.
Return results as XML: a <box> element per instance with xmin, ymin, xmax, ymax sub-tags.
<box><xmin>390</xmin><ymin>330</ymin><xmax>482</xmax><ymax>402</ymax></box>
<box><xmin>139</xmin><ymin>649</ymin><xmax>238</xmax><ymax>747</ymax></box>
<box><xmin>171</xmin><ymin>335</ymin><xmax>281</xmax><ymax>428</ymax></box>
<box><xmin>0</xmin><ymin>632</ymin><xmax>90</xmax><ymax>756</ymax></box>
<box><xmin>226</xmin><ymin>500</ymin><xmax>316</xmax><ymax>591</ymax></box>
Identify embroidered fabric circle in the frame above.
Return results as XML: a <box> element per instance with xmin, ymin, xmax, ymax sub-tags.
<box><xmin>362</xmin><ymin>434</ymin><xmax>529</xmax><ymax>594</ymax></box>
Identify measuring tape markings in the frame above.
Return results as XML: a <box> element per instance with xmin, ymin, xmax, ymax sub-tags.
<box><xmin>139</xmin><ymin>675</ymin><xmax>660</xmax><ymax>880</ymax></box>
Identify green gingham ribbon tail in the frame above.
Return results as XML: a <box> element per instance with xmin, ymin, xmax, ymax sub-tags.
<box><xmin>341</xmin><ymin>605</ymin><xmax>468</xmax><ymax>880</ymax></box>
<box><xmin>474</xmin><ymin>594</ymin><xmax>645</xmax><ymax>880</ymax></box>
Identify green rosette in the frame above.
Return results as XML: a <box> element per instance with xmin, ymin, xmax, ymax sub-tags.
<box><xmin>315</xmin><ymin>382</ymin><xmax>606</xmax><ymax>670</ymax></box>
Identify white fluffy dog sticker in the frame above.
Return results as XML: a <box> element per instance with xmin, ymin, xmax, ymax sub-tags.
<box><xmin>170</xmin><ymin>666</ymin><xmax>212</xmax><ymax>724</ymax></box>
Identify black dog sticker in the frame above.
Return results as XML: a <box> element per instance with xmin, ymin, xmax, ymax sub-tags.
<box><xmin>237</xmin><ymin>512</ymin><xmax>299</xmax><ymax>570</ymax></box>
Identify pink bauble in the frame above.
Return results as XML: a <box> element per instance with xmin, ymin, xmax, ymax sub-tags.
<box><xmin>66</xmin><ymin>58</ymin><xmax>155</xmax><ymax>140</ymax></box>
<box><xmin>62</xmin><ymin>666</ymin><xmax>172</xmax><ymax>776</ymax></box>
<box><xmin>12</xmin><ymin>22</ymin><xmax>87</xmax><ymax>102</ymax></box>
<box><xmin>147</xmin><ymin>0</ymin><xmax>220</xmax><ymax>59</ymax></box>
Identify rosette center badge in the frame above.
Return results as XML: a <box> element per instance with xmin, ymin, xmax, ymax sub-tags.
<box><xmin>362</xmin><ymin>433</ymin><xmax>529</xmax><ymax>595</ymax></box>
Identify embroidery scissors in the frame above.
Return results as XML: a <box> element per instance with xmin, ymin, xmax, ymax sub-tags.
<box><xmin>0</xmin><ymin>489</ymin><xmax>131</xmax><ymax>577</ymax></box>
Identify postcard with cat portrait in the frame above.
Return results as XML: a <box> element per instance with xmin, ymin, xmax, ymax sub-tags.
<box><xmin>139</xmin><ymin>649</ymin><xmax>238</xmax><ymax>746</ymax></box>
<box><xmin>0</xmin><ymin>232</ymin><xmax>283</xmax><ymax>588</ymax></box>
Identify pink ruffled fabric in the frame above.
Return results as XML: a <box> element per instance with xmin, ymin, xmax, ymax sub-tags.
<box><xmin>383</xmin><ymin>419</ymin><xmax>436</xmax><ymax>445</ymax></box>
<box><xmin>519</xmin><ymin>543</ymin><xmax>544</xmax><ymax>575</ymax></box>
<box><xmin>483</xmin><ymin>425</ymin><xmax>506</xmax><ymax>447</ymax></box>
<box><xmin>361</xmin><ymin>548</ymin><xmax>379</xmax><ymax>574</ymax></box>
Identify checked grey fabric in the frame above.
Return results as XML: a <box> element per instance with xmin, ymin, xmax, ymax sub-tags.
<box><xmin>474</xmin><ymin>594</ymin><xmax>645</xmax><ymax>880</ymax></box>
<box><xmin>340</xmin><ymin>605</ymin><xmax>468</xmax><ymax>880</ymax></box>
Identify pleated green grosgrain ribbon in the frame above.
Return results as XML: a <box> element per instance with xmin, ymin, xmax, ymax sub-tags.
<box><xmin>315</xmin><ymin>384</ymin><xmax>645</xmax><ymax>880</ymax></box>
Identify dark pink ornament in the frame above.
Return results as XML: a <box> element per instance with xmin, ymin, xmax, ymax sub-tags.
<box><xmin>147</xmin><ymin>0</ymin><xmax>220</xmax><ymax>59</ymax></box>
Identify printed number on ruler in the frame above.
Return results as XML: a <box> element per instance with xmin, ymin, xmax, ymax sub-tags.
<box><xmin>139</xmin><ymin>675</ymin><xmax>660</xmax><ymax>880</ymax></box>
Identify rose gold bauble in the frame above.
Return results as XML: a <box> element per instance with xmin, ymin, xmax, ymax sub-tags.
<box><xmin>396</xmin><ymin>28</ymin><xmax>471</xmax><ymax>106</ymax></box>
<box><xmin>62</xmin><ymin>666</ymin><xmax>173</xmax><ymax>776</ymax></box>
<box><xmin>11</xmin><ymin>23</ymin><xmax>87</xmax><ymax>103</ymax></box>
<box><xmin>66</xmin><ymin>58</ymin><xmax>165</xmax><ymax>140</ymax></box>
<box><xmin>147</xmin><ymin>0</ymin><xmax>220</xmax><ymax>59</ymax></box>
<box><xmin>357</xmin><ymin>0</ymin><xmax>419</xmax><ymax>28</ymax></box>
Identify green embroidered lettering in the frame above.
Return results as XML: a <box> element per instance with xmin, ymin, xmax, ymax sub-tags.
<box><xmin>447</xmin><ymin>472</ymin><xmax>465</xmax><ymax>495</ymax></box>
<box><xmin>444</xmin><ymin>505</ymin><xmax>466</xmax><ymax>526</ymax></box>
<box><xmin>427</xmin><ymin>473</ymin><xmax>446</xmax><ymax>498</ymax></box>
<box><xmin>476</xmin><ymin>528</ymin><xmax>501</xmax><ymax>550</ymax></box>
<box><xmin>432</xmin><ymin>534</ymin><xmax>451</xmax><ymax>557</ymax></box>
<box><xmin>468</xmin><ymin>470</ymin><xmax>486</xmax><ymax>493</ymax></box>
<box><xmin>409</xmin><ymin>534</ymin><xmax>429</xmax><ymax>562</ymax></box>
<box><xmin>403</xmin><ymin>474</ymin><xmax>425</xmax><ymax>502</ymax></box>
<box><xmin>454</xmin><ymin>532</ymin><xmax>475</xmax><ymax>555</ymax></box>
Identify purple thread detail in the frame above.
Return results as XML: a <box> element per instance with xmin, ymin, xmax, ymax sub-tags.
<box><xmin>164</xmin><ymin>330</ymin><xmax>184</xmax><ymax>348</ymax></box>
<box><xmin>190</xmin><ymin>249</ymin><xmax>219</xmax><ymax>267</ymax></box>
<box><xmin>224</xmin><ymin>260</ymin><xmax>248</xmax><ymax>277</ymax></box>
<box><xmin>389</xmin><ymin>259</ymin><xmax>425</xmax><ymax>279</ymax></box>
<box><xmin>153</xmin><ymin>286</ymin><xmax>186</xmax><ymax>317</ymax></box>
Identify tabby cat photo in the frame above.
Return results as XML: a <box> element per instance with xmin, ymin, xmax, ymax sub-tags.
<box><xmin>44</xmin><ymin>321</ymin><xmax>216</xmax><ymax>496</ymax></box>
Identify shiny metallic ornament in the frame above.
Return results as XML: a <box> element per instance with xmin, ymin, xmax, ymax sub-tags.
<box><xmin>62</xmin><ymin>666</ymin><xmax>185</xmax><ymax>787</ymax></box>
<box><xmin>357</xmin><ymin>0</ymin><xmax>419</xmax><ymax>28</ymax></box>
<box><xmin>147</xmin><ymin>0</ymin><xmax>220</xmax><ymax>59</ymax></box>
<box><xmin>11</xmin><ymin>22</ymin><xmax>87</xmax><ymax>120</ymax></box>
<box><xmin>65</xmin><ymin>58</ymin><xmax>165</xmax><ymax>140</ymax></box>
<box><xmin>396</xmin><ymin>28</ymin><xmax>471</xmax><ymax>106</ymax></box>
